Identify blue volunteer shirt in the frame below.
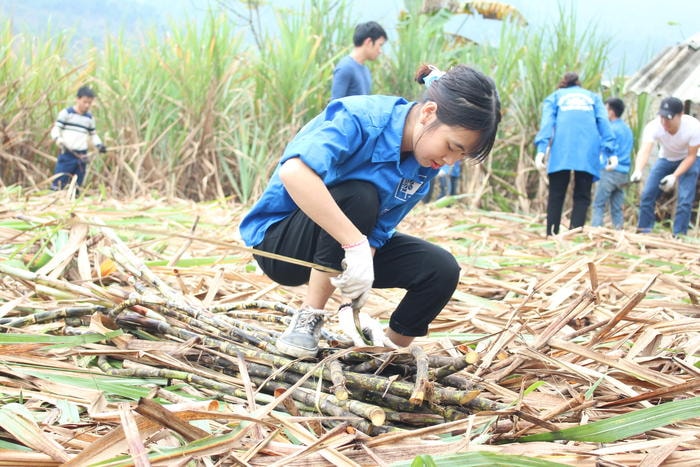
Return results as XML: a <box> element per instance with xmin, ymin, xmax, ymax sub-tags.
<box><xmin>239</xmin><ymin>95</ymin><xmax>437</xmax><ymax>249</ymax></box>
<box><xmin>609</xmin><ymin>118</ymin><xmax>634</xmax><ymax>174</ymax></box>
<box><xmin>534</xmin><ymin>86</ymin><xmax>615</xmax><ymax>181</ymax></box>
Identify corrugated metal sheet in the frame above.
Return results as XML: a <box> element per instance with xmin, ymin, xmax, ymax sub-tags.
<box><xmin>625</xmin><ymin>32</ymin><xmax>700</xmax><ymax>103</ymax></box>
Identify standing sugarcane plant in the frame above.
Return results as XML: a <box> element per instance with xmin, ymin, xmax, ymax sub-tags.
<box><xmin>0</xmin><ymin>0</ymin><xmax>626</xmax><ymax>213</ymax></box>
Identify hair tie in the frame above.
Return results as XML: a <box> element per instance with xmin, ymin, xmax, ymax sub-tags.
<box><xmin>423</xmin><ymin>65</ymin><xmax>445</xmax><ymax>88</ymax></box>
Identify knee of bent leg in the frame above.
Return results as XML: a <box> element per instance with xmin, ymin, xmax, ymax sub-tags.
<box><xmin>426</xmin><ymin>247</ymin><xmax>461</xmax><ymax>290</ymax></box>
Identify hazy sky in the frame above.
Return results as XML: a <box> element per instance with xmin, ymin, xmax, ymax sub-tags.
<box><xmin>2</xmin><ymin>0</ymin><xmax>699</xmax><ymax>77</ymax></box>
<box><xmin>344</xmin><ymin>0</ymin><xmax>700</xmax><ymax>76</ymax></box>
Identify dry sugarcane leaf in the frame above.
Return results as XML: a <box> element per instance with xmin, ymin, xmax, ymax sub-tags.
<box><xmin>0</xmin><ymin>403</ymin><xmax>70</xmax><ymax>463</ymax></box>
<box><xmin>0</xmin><ymin>449</ymin><xmax>62</xmax><ymax>466</ymax></box>
<box><xmin>1</xmin><ymin>196</ymin><xmax>700</xmax><ymax>466</ymax></box>
<box><xmin>265</xmin><ymin>412</ymin><xmax>361</xmax><ymax>467</ymax></box>
<box><xmin>36</xmin><ymin>221</ymin><xmax>89</xmax><ymax>279</ymax></box>
<box><xmin>118</xmin><ymin>401</ymin><xmax>150</xmax><ymax>467</ymax></box>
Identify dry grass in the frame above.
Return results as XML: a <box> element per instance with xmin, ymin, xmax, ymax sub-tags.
<box><xmin>0</xmin><ymin>190</ymin><xmax>699</xmax><ymax>466</ymax></box>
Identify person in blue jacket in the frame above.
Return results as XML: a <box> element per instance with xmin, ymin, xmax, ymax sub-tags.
<box><xmin>591</xmin><ymin>97</ymin><xmax>634</xmax><ymax>229</ymax></box>
<box><xmin>330</xmin><ymin>21</ymin><xmax>387</xmax><ymax>100</ymax></box>
<box><xmin>240</xmin><ymin>64</ymin><xmax>501</xmax><ymax>358</ymax></box>
<box><xmin>433</xmin><ymin>161</ymin><xmax>462</xmax><ymax>199</ymax></box>
<box><xmin>534</xmin><ymin>72</ymin><xmax>615</xmax><ymax>236</ymax></box>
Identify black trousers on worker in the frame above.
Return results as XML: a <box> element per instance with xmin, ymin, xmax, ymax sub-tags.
<box><xmin>546</xmin><ymin>170</ymin><xmax>593</xmax><ymax>236</ymax></box>
<box><xmin>253</xmin><ymin>180</ymin><xmax>460</xmax><ymax>337</ymax></box>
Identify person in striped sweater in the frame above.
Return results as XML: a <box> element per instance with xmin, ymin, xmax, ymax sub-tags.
<box><xmin>50</xmin><ymin>85</ymin><xmax>107</xmax><ymax>190</ymax></box>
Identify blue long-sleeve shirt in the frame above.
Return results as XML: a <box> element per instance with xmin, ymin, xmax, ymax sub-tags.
<box><xmin>534</xmin><ymin>86</ymin><xmax>615</xmax><ymax>181</ymax></box>
<box><xmin>240</xmin><ymin>95</ymin><xmax>438</xmax><ymax>249</ymax></box>
<box><xmin>330</xmin><ymin>55</ymin><xmax>371</xmax><ymax>100</ymax></box>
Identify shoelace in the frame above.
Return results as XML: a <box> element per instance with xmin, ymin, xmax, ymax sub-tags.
<box><xmin>293</xmin><ymin>311</ymin><xmax>323</xmax><ymax>333</ymax></box>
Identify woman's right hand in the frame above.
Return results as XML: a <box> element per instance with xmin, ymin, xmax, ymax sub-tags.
<box><xmin>330</xmin><ymin>235</ymin><xmax>374</xmax><ymax>307</ymax></box>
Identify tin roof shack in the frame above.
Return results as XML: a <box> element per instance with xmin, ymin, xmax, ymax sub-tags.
<box><xmin>626</xmin><ymin>32</ymin><xmax>700</xmax><ymax>117</ymax></box>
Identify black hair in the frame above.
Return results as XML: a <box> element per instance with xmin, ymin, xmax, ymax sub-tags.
<box><xmin>557</xmin><ymin>72</ymin><xmax>580</xmax><ymax>89</ymax></box>
<box><xmin>77</xmin><ymin>85</ymin><xmax>95</xmax><ymax>98</ymax></box>
<box><xmin>414</xmin><ymin>64</ymin><xmax>501</xmax><ymax>163</ymax></box>
<box><xmin>353</xmin><ymin>21</ymin><xmax>387</xmax><ymax>47</ymax></box>
<box><xmin>605</xmin><ymin>97</ymin><xmax>625</xmax><ymax>117</ymax></box>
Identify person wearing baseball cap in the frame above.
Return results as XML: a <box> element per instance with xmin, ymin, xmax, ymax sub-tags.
<box><xmin>657</xmin><ymin>96</ymin><xmax>684</xmax><ymax>120</ymax></box>
<box><xmin>631</xmin><ymin>97</ymin><xmax>700</xmax><ymax>236</ymax></box>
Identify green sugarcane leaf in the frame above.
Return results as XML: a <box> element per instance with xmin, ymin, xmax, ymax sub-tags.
<box><xmin>522</xmin><ymin>380</ymin><xmax>546</xmax><ymax>397</ymax></box>
<box><xmin>0</xmin><ymin>259</ymin><xmax>27</xmax><ymax>271</ymax></box>
<box><xmin>88</xmin><ymin>428</ymin><xmax>247</xmax><ymax>466</ymax></box>
<box><xmin>0</xmin><ymin>330</ymin><xmax>123</xmax><ymax>348</ymax></box>
<box><xmin>144</xmin><ymin>255</ymin><xmax>243</xmax><ymax>267</ymax></box>
<box><xmin>0</xmin><ymin>403</ymin><xmax>70</xmax><ymax>462</ymax></box>
<box><xmin>55</xmin><ymin>398</ymin><xmax>82</xmax><ymax>425</ymax></box>
<box><xmin>456</xmin><ymin>256</ymin><xmax>503</xmax><ymax>270</ymax></box>
<box><xmin>0</xmin><ymin>439</ymin><xmax>32</xmax><ymax>450</ymax></box>
<box><xmin>451</xmin><ymin>290</ymin><xmax>503</xmax><ymax>311</ymax></box>
<box><xmin>516</xmin><ymin>396</ymin><xmax>700</xmax><ymax>443</ymax></box>
<box><xmin>17</xmin><ymin>368</ymin><xmax>167</xmax><ymax>400</ymax></box>
<box><xmin>584</xmin><ymin>376</ymin><xmax>604</xmax><ymax>400</ymax></box>
<box><xmin>396</xmin><ymin>451</ymin><xmax>571</xmax><ymax>466</ymax></box>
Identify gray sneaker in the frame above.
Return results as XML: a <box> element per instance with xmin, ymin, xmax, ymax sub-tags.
<box><xmin>276</xmin><ymin>307</ymin><xmax>325</xmax><ymax>358</ymax></box>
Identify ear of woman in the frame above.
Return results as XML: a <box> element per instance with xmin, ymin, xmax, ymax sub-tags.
<box><xmin>420</xmin><ymin>101</ymin><xmax>438</xmax><ymax>125</ymax></box>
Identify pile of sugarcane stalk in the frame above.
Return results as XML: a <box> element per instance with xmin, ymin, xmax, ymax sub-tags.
<box><xmin>0</xmin><ymin>219</ymin><xmax>504</xmax><ymax>437</ymax></box>
<box><xmin>3</xmin><ymin>197</ymin><xmax>700</xmax><ymax>465</ymax></box>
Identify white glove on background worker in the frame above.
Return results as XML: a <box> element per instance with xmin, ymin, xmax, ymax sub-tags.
<box><xmin>630</xmin><ymin>170</ymin><xmax>643</xmax><ymax>183</ymax></box>
<box><xmin>535</xmin><ymin>152</ymin><xmax>546</xmax><ymax>171</ymax></box>
<box><xmin>337</xmin><ymin>305</ymin><xmax>397</xmax><ymax>348</ymax></box>
<box><xmin>605</xmin><ymin>155</ymin><xmax>619</xmax><ymax>171</ymax></box>
<box><xmin>659</xmin><ymin>174</ymin><xmax>676</xmax><ymax>192</ymax></box>
<box><xmin>330</xmin><ymin>235</ymin><xmax>373</xmax><ymax>308</ymax></box>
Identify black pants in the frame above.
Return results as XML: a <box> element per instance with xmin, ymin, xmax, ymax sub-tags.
<box><xmin>547</xmin><ymin>170</ymin><xmax>593</xmax><ymax>236</ymax></box>
<box><xmin>253</xmin><ymin>180</ymin><xmax>460</xmax><ymax>337</ymax></box>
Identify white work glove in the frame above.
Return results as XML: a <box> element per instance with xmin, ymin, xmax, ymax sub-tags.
<box><xmin>338</xmin><ymin>305</ymin><xmax>385</xmax><ymax>346</ymax></box>
<box><xmin>630</xmin><ymin>170</ymin><xmax>642</xmax><ymax>183</ymax></box>
<box><xmin>659</xmin><ymin>174</ymin><xmax>676</xmax><ymax>192</ymax></box>
<box><xmin>605</xmin><ymin>155</ymin><xmax>619</xmax><ymax>171</ymax></box>
<box><xmin>55</xmin><ymin>137</ymin><xmax>65</xmax><ymax>150</ymax></box>
<box><xmin>535</xmin><ymin>152</ymin><xmax>546</xmax><ymax>171</ymax></box>
<box><xmin>330</xmin><ymin>236</ymin><xmax>374</xmax><ymax>308</ymax></box>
